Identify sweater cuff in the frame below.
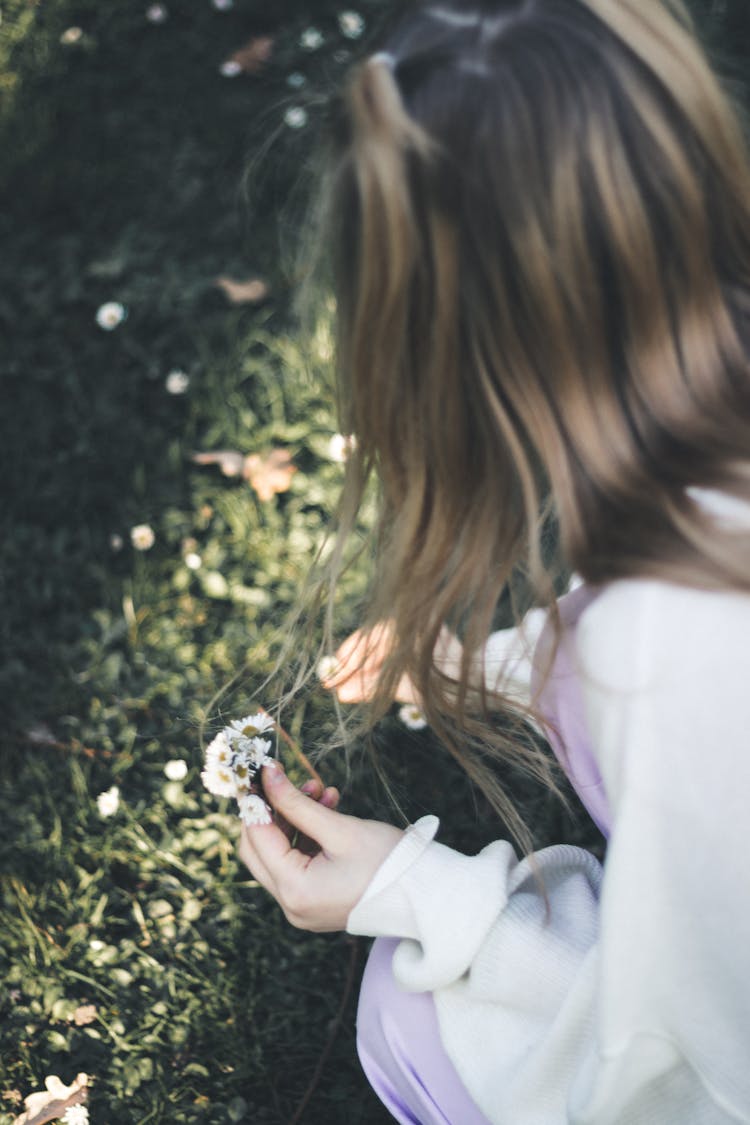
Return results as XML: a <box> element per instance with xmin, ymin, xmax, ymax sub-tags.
<box><xmin>347</xmin><ymin>816</ymin><xmax>517</xmax><ymax>991</ymax></box>
<box><xmin>347</xmin><ymin>814</ymin><xmax>440</xmax><ymax>941</ymax></box>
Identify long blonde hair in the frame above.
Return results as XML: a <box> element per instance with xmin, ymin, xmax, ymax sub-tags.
<box><xmin>307</xmin><ymin>0</ymin><xmax>750</xmax><ymax>845</ymax></box>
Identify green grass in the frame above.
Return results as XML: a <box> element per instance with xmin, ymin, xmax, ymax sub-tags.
<box><xmin>0</xmin><ymin>0</ymin><xmax>745</xmax><ymax>1122</ymax></box>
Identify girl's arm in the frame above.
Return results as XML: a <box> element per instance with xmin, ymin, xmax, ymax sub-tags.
<box><xmin>241</xmin><ymin>580</ymin><xmax>750</xmax><ymax>1123</ymax></box>
<box><xmin>322</xmin><ymin>607</ymin><xmax>549</xmax><ymax>705</ymax></box>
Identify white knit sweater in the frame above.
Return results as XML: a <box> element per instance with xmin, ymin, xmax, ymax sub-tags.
<box><xmin>347</xmin><ymin>574</ymin><xmax>750</xmax><ymax>1123</ymax></box>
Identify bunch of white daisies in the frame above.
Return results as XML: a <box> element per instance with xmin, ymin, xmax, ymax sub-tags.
<box><xmin>200</xmin><ymin>711</ymin><xmax>276</xmax><ymax>825</ymax></box>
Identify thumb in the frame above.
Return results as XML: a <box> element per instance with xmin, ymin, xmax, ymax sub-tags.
<box><xmin>262</xmin><ymin>762</ymin><xmax>342</xmax><ymax>843</ymax></box>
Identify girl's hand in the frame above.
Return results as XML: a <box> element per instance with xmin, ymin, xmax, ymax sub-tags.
<box><xmin>320</xmin><ymin>621</ymin><xmax>420</xmax><ymax>704</ymax></box>
<box><xmin>238</xmin><ymin>761</ymin><xmax>403</xmax><ymax>932</ymax></box>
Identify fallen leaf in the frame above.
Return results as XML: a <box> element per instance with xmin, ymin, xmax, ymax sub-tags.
<box><xmin>14</xmin><ymin>1074</ymin><xmax>88</xmax><ymax>1125</ymax></box>
<box><xmin>243</xmin><ymin>448</ymin><xmax>297</xmax><ymax>501</ymax></box>
<box><xmin>192</xmin><ymin>450</ymin><xmax>246</xmax><ymax>477</ymax></box>
<box><xmin>228</xmin><ymin>35</ymin><xmax>274</xmax><ymax>73</ymax></box>
<box><xmin>215</xmin><ymin>276</ymin><xmax>269</xmax><ymax>304</ymax></box>
<box><xmin>73</xmin><ymin>1004</ymin><xmax>97</xmax><ymax>1026</ymax></box>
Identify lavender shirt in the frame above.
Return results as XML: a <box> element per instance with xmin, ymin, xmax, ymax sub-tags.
<box><xmin>531</xmin><ymin>584</ymin><xmax>611</xmax><ymax>839</ymax></box>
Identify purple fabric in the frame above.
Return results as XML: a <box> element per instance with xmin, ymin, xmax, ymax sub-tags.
<box><xmin>357</xmin><ymin>938</ymin><xmax>491</xmax><ymax>1124</ymax></box>
<box><xmin>531</xmin><ymin>584</ymin><xmax>612</xmax><ymax>838</ymax></box>
<box><xmin>356</xmin><ymin>586</ymin><xmax>610</xmax><ymax>1122</ymax></box>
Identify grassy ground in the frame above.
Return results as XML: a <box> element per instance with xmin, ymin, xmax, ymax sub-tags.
<box><xmin>0</xmin><ymin>1</ymin><xmax>746</xmax><ymax>1123</ymax></box>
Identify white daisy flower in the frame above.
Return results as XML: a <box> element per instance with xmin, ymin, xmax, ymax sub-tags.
<box><xmin>235</xmin><ymin>736</ymin><xmax>273</xmax><ymax>768</ymax></box>
<box><xmin>220</xmin><ymin>59</ymin><xmax>242</xmax><ymax>77</ymax></box>
<box><xmin>284</xmin><ymin>106</ymin><xmax>308</xmax><ymax>129</ymax></box>
<box><xmin>300</xmin><ymin>27</ymin><xmax>323</xmax><ymax>50</ymax></box>
<box><xmin>338</xmin><ymin>10</ymin><xmax>364</xmax><ymax>38</ymax></box>
<box><xmin>184</xmin><ymin>551</ymin><xmax>202</xmax><ymax>570</ymax></box>
<box><xmin>130</xmin><ymin>524</ymin><xmax>155</xmax><ymax>551</ymax></box>
<box><xmin>165</xmin><ymin>369</ymin><xmax>190</xmax><ymax>394</ymax></box>
<box><xmin>204</xmin><ymin>730</ymin><xmax>233</xmax><ymax>768</ymax></box>
<box><xmin>316</xmin><ymin>655</ymin><xmax>339</xmax><ymax>682</ymax></box>
<box><xmin>238</xmin><ymin>792</ymin><xmax>272</xmax><ymax>826</ymax></box>
<box><xmin>200</xmin><ymin>759</ymin><xmax>236</xmax><ymax>798</ymax></box>
<box><xmin>96</xmin><ymin>786</ymin><xmax>120</xmax><ymax>817</ymax></box>
<box><xmin>62</xmin><ymin>1106</ymin><xmax>89</xmax><ymax>1125</ymax></box>
<box><xmin>286</xmin><ymin>72</ymin><xmax>306</xmax><ymax>88</ymax></box>
<box><xmin>228</xmin><ymin>712</ymin><xmax>275</xmax><ymax>740</ymax></box>
<box><xmin>96</xmin><ymin>301</ymin><xmax>127</xmax><ymax>330</ymax></box>
<box><xmin>399</xmin><ymin>703</ymin><xmax>428</xmax><ymax>730</ymax></box>
<box><xmin>164</xmin><ymin>759</ymin><xmax>188</xmax><ymax>781</ymax></box>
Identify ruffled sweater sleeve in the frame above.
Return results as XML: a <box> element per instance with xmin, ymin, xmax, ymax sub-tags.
<box><xmin>347</xmin><ymin>580</ymin><xmax>750</xmax><ymax>1124</ymax></box>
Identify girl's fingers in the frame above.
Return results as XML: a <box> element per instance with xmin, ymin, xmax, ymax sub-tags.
<box><xmin>251</xmin><ymin>763</ymin><xmax>344</xmax><ymax>863</ymax></box>
<box><xmin>320</xmin><ymin>786</ymin><xmax>340</xmax><ymax>809</ymax></box>
<box><xmin>301</xmin><ymin>779</ymin><xmax>322</xmax><ymax>798</ymax></box>
<box><xmin>271</xmin><ymin>781</ymin><xmax>339</xmax><ymax>853</ymax></box>
<box><xmin>238</xmin><ymin>823</ymin><xmax>277</xmax><ymax>888</ymax></box>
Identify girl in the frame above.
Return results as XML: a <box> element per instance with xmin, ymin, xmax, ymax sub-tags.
<box><xmin>239</xmin><ymin>0</ymin><xmax>750</xmax><ymax>1121</ymax></box>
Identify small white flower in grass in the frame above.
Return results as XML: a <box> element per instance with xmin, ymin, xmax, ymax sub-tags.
<box><xmin>60</xmin><ymin>26</ymin><xmax>84</xmax><ymax>44</ymax></box>
<box><xmin>286</xmin><ymin>72</ymin><xmax>306</xmax><ymax>88</ymax></box>
<box><xmin>165</xmin><ymin>369</ymin><xmax>190</xmax><ymax>395</ymax></box>
<box><xmin>220</xmin><ymin>59</ymin><xmax>242</xmax><ymax>77</ymax></box>
<box><xmin>63</xmin><ymin>1105</ymin><xmax>90</xmax><ymax>1125</ymax></box>
<box><xmin>238</xmin><ymin>792</ymin><xmax>272</xmax><ymax>826</ymax></box>
<box><xmin>146</xmin><ymin>3</ymin><xmax>168</xmax><ymax>22</ymax></box>
<box><xmin>328</xmin><ymin>432</ymin><xmax>356</xmax><ymax>463</ymax></box>
<box><xmin>399</xmin><ymin>703</ymin><xmax>428</xmax><ymax>730</ymax></box>
<box><xmin>164</xmin><ymin>759</ymin><xmax>188</xmax><ymax>781</ymax></box>
<box><xmin>212</xmin><ymin>0</ymin><xmax>234</xmax><ymax>9</ymax></box>
<box><xmin>284</xmin><ymin>106</ymin><xmax>308</xmax><ymax>130</ymax></box>
<box><xmin>130</xmin><ymin>523</ymin><xmax>155</xmax><ymax>551</ymax></box>
<box><xmin>97</xmin><ymin>786</ymin><xmax>120</xmax><ymax>817</ymax></box>
<box><xmin>338</xmin><ymin>10</ymin><xmax>365</xmax><ymax>38</ymax></box>
<box><xmin>109</xmin><ymin>532</ymin><xmax>124</xmax><ymax>552</ymax></box>
<box><xmin>96</xmin><ymin>301</ymin><xmax>126</xmax><ymax>330</ymax></box>
<box><xmin>300</xmin><ymin>27</ymin><xmax>323</xmax><ymax>50</ymax></box>
<box><xmin>184</xmin><ymin>551</ymin><xmax>202</xmax><ymax>570</ymax></box>
<box><xmin>316</xmin><ymin>655</ymin><xmax>339</xmax><ymax>683</ymax></box>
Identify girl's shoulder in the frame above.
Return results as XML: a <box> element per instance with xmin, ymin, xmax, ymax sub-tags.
<box><xmin>576</xmin><ymin>576</ymin><xmax>750</xmax><ymax>694</ymax></box>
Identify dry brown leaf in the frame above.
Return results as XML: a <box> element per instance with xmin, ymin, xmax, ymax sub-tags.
<box><xmin>228</xmin><ymin>34</ymin><xmax>274</xmax><ymax>73</ymax></box>
<box><xmin>72</xmin><ymin>1003</ymin><xmax>97</xmax><ymax>1026</ymax></box>
<box><xmin>215</xmin><ymin>276</ymin><xmax>269</xmax><ymax>304</ymax></box>
<box><xmin>13</xmin><ymin>1073</ymin><xmax>88</xmax><ymax>1125</ymax></box>
<box><xmin>192</xmin><ymin>450</ymin><xmax>246</xmax><ymax>477</ymax></box>
<box><xmin>243</xmin><ymin>448</ymin><xmax>297</xmax><ymax>501</ymax></box>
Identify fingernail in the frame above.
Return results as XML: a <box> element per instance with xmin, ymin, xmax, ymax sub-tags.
<box><xmin>264</xmin><ymin>760</ymin><xmax>285</xmax><ymax>786</ymax></box>
<box><xmin>301</xmin><ymin>781</ymin><xmax>316</xmax><ymax>796</ymax></box>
